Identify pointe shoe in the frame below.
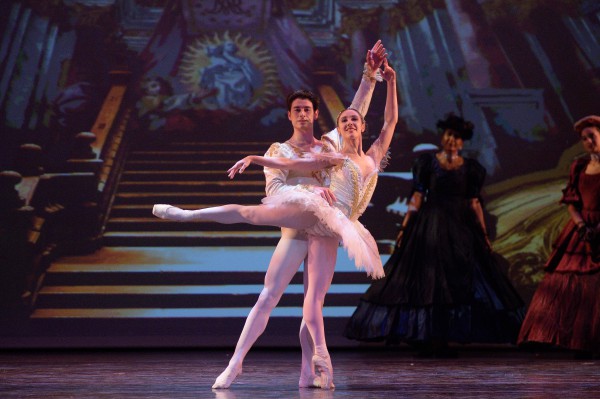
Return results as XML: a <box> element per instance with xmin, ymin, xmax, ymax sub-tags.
<box><xmin>299</xmin><ymin>373</ymin><xmax>320</xmax><ymax>388</ymax></box>
<box><xmin>312</xmin><ymin>353</ymin><xmax>333</xmax><ymax>390</ymax></box>
<box><xmin>299</xmin><ymin>374</ymin><xmax>335</xmax><ymax>389</ymax></box>
<box><xmin>152</xmin><ymin>204</ymin><xmax>175</xmax><ymax>219</ymax></box>
<box><xmin>212</xmin><ymin>365</ymin><xmax>242</xmax><ymax>389</ymax></box>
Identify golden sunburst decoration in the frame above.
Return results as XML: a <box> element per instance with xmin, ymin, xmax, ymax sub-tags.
<box><xmin>178</xmin><ymin>31</ymin><xmax>280</xmax><ymax>112</ymax></box>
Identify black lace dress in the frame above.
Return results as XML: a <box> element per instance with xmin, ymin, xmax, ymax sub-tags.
<box><xmin>345</xmin><ymin>153</ymin><xmax>524</xmax><ymax>344</ymax></box>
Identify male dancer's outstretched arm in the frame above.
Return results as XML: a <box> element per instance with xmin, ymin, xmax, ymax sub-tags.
<box><xmin>228</xmin><ymin>153</ymin><xmax>344</xmax><ymax>179</ymax></box>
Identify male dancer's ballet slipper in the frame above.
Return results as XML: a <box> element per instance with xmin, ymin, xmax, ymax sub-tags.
<box><xmin>152</xmin><ymin>204</ymin><xmax>176</xmax><ymax>219</ymax></box>
<box><xmin>212</xmin><ymin>365</ymin><xmax>242</xmax><ymax>389</ymax></box>
<box><xmin>312</xmin><ymin>353</ymin><xmax>334</xmax><ymax>390</ymax></box>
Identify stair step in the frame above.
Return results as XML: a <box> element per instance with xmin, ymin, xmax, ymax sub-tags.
<box><xmin>128</xmin><ymin>150</ymin><xmax>264</xmax><ymax>161</ymax></box>
<box><xmin>121</xmin><ymin>170</ymin><xmax>263</xmax><ymax>182</ymax></box>
<box><xmin>38</xmin><ymin>284</ymin><xmax>368</xmax><ymax>294</ymax></box>
<box><xmin>44</xmin><ymin>247</ymin><xmax>388</xmax><ymax>271</ymax></box>
<box><xmin>101</xmin><ymin>230</ymin><xmax>392</xmax><ymax>252</ymax></box>
<box><xmin>116</xmin><ymin>180</ymin><xmax>264</xmax><ymax>193</ymax></box>
<box><xmin>33</xmin><ymin>299</ymin><xmax>359</xmax><ymax>311</ymax></box>
<box><xmin>103</xmin><ymin>231</ymin><xmax>280</xmax><ymax>238</ymax></box>
<box><xmin>105</xmin><ymin>218</ymin><xmax>277</xmax><ymax>232</ymax></box>
<box><xmin>113</xmin><ymin>192</ymin><xmax>266</xmax><ymax>204</ymax></box>
<box><xmin>124</xmin><ymin>160</ymin><xmax>240</xmax><ymax>171</ymax></box>
<box><xmin>102</xmin><ymin>231</ymin><xmax>281</xmax><ymax>246</ymax></box>
<box><xmin>136</xmin><ymin>141</ymin><xmax>271</xmax><ymax>151</ymax></box>
<box><xmin>35</xmin><ymin>284</ymin><xmax>366</xmax><ymax>308</ymax></box>
<box><xmin>31</xmin><ymin>306</ymin><xmax>357</xmax><ymax>319</ymax></box>
<box><xmin>43</xmin><ymin>268</ymin><xmax>368</xmax><ymax>285</ymax></box>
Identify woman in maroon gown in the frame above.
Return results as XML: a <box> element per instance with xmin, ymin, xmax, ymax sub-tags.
<box><xmin>518</xmin><ymin>115</ymin><xmax>600</xmax><ymax>356</ymax></box>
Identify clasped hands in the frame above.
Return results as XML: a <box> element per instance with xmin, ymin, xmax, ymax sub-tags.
<box><xmin>365</xmin><ymin>40</ymin><xmax>395</xmax><ymax>83</ymax></box>
<box><xmin>577</xmin><ymin>221</ymin><xmax>600</xmax><ymax>242</ymax></box>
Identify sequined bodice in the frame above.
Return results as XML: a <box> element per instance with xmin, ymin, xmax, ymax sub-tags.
<box><xmin>330</xmin><ymin>158</ymin><xmax>378</xmax><ymax>221</ymax></box>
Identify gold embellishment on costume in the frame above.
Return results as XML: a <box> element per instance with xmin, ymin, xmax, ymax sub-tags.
<box><xmin>329</xmin><ymin>165</ymin><xmax>338</xmax><ymax>194</ymax></box>
<box><xmin>266</xmin><ymin>142</ymin><xmax>281</xmax><ymax>157</ymax></box>
<box><xmin>284</xmin><ymin>141</ymin><xmax>306</xmax><ymax>158</ymax></box>
<box><xmin>283</xmin><ymin>141</ymin><xmax>325</xmax><ymax>186</ymax></box>
<box><xmin>347</xmin><ymin>159</ymin><xmax>361</xmax><ymax>219</ymax></box>
<box><xmin>312</xmin><ymin>172</ymin><xmax>324</xmax><ymax>186</ymax></box>
<box><xmin>321</xmin><ymin>140</ymin><xmax>334</xmax><ymax>153</ymax></box>
<box><xmin>345</xmin><ymin>159</ymin><xmax>378</xmax><ymax>220</ymax></box>
<box><xmin>355</xmin><ymin>174</ymin><xmax>378</xmax><ymax>219</ymax></box>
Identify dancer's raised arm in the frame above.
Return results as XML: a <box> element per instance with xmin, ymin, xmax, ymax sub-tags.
<box><xmin>322</xmin><ymin>40</ymin><xmax>387</xmax><ymax>152</ymax></box>
<box><xmin>366</xmin><ymin>59</ymin><xmax>398</xmax><ymax>166</ymax></box>
<box><xmin>349</xmin><ymin>40</ymin><xmax>388</xmax><ymax>116</ymax></box>
<box><xmin>228</xmin><ymin>154</ymin><xmax>344</xmax><ymax>179</ymax></box>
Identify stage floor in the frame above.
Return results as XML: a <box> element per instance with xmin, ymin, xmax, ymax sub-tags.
<box><xmin>1</xmin><ymin>347</ymin><xmax>598</xmax><ymax>398</ymax></box>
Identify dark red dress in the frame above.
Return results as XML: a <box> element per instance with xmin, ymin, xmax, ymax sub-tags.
<box><xmin>518</xmin><ymin>157</ymin><xmax>600</xmax><ymax>353</ymax></box>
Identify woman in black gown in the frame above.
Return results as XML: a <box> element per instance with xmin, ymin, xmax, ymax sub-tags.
<box><xmin>344</xmin><ymin>113</ymin><xmax>524</xmax><ymax>355</ymax></box>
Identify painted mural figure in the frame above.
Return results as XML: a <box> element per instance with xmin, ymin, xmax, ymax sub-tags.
<box><xmin>136</xmin><ymin>76</ymin><xmax>213</xmax><ymax>131</ymax></box>
<box><xmin>344</xmin><ymin>113</ymin><xmax>525</xmax><ymax>356</ymax></box>
<box><xmin>518</xmin><ymin>115</ymin><xmax>600</xmax><ymax>357</ymax></box>
<box><xmin>200</xmin><ymin>42</ymin><xmax>262</xmax><ymax>110</ymax></box>
<box><xmin>153</xmin><ymin>41</ymin><xmax>389</xmax><ymax>389</ymax></box>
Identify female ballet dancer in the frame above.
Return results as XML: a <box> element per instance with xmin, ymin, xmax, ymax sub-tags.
<box><xmin>153</xmin><ymin>59</ymin><xmax>397</xmax><ymax>388</ymax></box>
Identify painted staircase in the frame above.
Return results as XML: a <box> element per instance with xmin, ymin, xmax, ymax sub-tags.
<box><xmin>25</xmin><ymin>138</ymin><xmax>383</xmax><ymax>348</ymax></box>
<box><xmin>103</xmin><ymin>140</ymin><xmax>280</xmax><ymax>247</ymax></box>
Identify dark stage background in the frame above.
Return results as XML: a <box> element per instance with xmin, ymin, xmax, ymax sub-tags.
<box><xmin>1</xmin><ymin>0</ymin><xmax>600</xmax><ymax>348</ymax></box>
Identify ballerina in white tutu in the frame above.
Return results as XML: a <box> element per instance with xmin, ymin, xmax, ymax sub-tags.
<box><xmin>154</xmin><ymin>149</ymin><xmax>384</xmax><ymax>275</ymax></box>
<box><xmin>154</xmin><ymin>59</ymin><xmax>396</xmax><ymax>278</ymax></box>
<box><xmin>153</xmin><ymin>58</ymin><xmax>397</xmax><ymax>387</ymax></box>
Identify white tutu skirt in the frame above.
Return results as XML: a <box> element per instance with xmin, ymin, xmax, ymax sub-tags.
<box><xmin>262</xmin><ymin>188</ymin><xmax>384</xmax><ymax>279</ymax></box>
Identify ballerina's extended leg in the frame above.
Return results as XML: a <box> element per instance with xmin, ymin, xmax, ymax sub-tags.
<box><xmin>153</xmin><ymin>203</ymin><xmax>317</xmax><ymax>229</ymax></box>
<box><xmin>299</xmin><ymin>318</ymin><xmax>322</xmax><ymax>388</ymax></box>
<box><xmin>303</xmin><ymin>236</ymin><xmax>337</xmax><ymax>389</ymax></box>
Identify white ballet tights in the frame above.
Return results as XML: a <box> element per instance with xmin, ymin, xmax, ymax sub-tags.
<box><xmin>215</xmin><ymin>236</ymin><xmax>311</xmax><ymax>388</ymax></box>
<box><xmin>299</xmin><ymin>307</ymin><xmax>315</xmax><ymax>381</ymax></box>
<box><xmin>303</xmin><ymin>236</ymin><xmax>337</xmax><ymax>388</ymax></box>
